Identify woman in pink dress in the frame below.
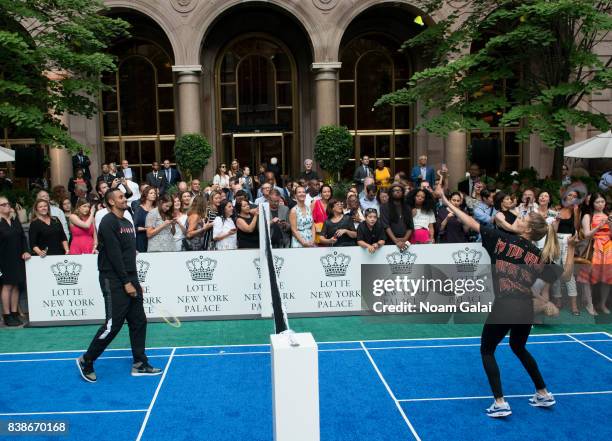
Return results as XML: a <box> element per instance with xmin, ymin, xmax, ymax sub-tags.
<box><xmin>69</xmin><ymin>198</ymin><xmax>97</xmax><ymax>254</ymax></box>
<box><xmin>311</xmin><ymin>184</ymin><xmax>332</xmax><ymax>244</ymax></box>
<box><xmin>577</xmin><ymin>193</ymin><xmax>612</xmax><ymax>315</ymax></box>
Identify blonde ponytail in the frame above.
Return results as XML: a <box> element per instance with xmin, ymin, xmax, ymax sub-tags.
<box><xmin>540</xmin><ymin>223</ymin><xmax>560</xmax><ymax>264</ymax></box>
<box><xmin>526</xmin><ymin>212</ymin><xmax>560</xmax><ymax>263</ymax></box>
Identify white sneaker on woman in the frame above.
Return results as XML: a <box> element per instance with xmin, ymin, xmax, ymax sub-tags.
<box><xmin>485</xmin><ymin>401</ymin><xmax>512</xmax><ymax>417</ymax></box>
<box><xmin>529</xmin><ymin>392</ymin><xmax>556</xmax><ymax>407</ymax></box>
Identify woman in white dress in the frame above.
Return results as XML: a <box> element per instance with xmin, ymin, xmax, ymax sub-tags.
<box><xmin>212</xmin><ymin>200</ymin><xmax>237</xmax><ymax>250</ymax></box>
<box><xmin>146</xmin><ymin>194</ymin><xmax>176</xmax><ymax>252</ymax></box>
<box><xmin>212</xmin><ymin>163</ymin><xmax>230</xmax><ymax>190</ymax></box>
<box><xmin>289</xmin><ymin>186</ymin><xmax>315</xmax><ymax>248</ymax></box>
<box><xmin>171</xmin><ymin>192</ymin><xmax>190</xmax><ymax>251</ymax></box>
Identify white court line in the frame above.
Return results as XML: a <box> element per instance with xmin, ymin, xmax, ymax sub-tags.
<box><xmin>135</xmin><ymin>348</ymin><xmax>176</xmax><ymax>441</ymax></box>
<box><xmin>0</xmin><ymin>409</ymin><xmax>147</xmax><ymax>416</ymax></box>
<box><xmin>0</xmin><ymin>354</ymin><xmax>172</xmax><ymax>364</ymax></box>
<box><xmin>360</xmin><ymin>342</ymin><xmax>421</xmax><ymax>441</ymax></box>
<box><xmin>173</xmin><ymin>351</ymin><xmax>270</xmax><ymax>358</ymax></box>
<box><xmin>366</xmin><ymin>340</ymin><xmax>595</xmax><ymax>351</ymax></box>
<box><xmin>1</xmin><ymin>340</ymin><xmax>610</xmax><ymax>364</ymax></box>
<box><xmin>1</xmin><ymin>331</ymin><xmax>608</xmax><ymax>356</ymax></box>
<box><xmin>566</xmin><ymin>334</ymin><xmax>612</xmax><ymax>362</ymax></box>
<box><xmin>398</xmin><ymin>390</ymin><xmax>612</xmax><ymax>402</ymax></box>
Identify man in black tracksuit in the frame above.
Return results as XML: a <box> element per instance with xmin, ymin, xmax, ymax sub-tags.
<box><xmin>77</xmin><ymin>189</ymin><xmax>162</xmax><ymax>382</ymax></box>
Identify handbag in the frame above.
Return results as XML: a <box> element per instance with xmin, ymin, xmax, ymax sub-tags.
<box><xmin>575</xmin><ymin>235</ymin><xmax>594</xmax><ymax>265</ymax></box>
<box><xmin>183</xmin><ymin>219</ymin><xmax>205</xmax><ymax>251</ymax></box>
<box><xmin>314</xmin><ymin>222</ymin><xmax>324</xmax><ymax>244</ymax></box>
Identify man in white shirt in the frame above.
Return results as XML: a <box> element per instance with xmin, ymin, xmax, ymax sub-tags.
<box><xmin>358</xmin><ymin>177</ymin><xmax>375</xmax><ymax>201</ymax></box>
<box><xmin>36</xmin><ymin>190</ymin><xmax>70</xmax><ymax>241</ymax></box>
<box><xmin>254</xmin><ymin>183</ymin><xmax>272</xmax><ymax>205</ymax></box>
<box><xmin>120</xmin><ymin>160</ymin><xmax>133</xmax><ymax>180</ymax></box>
<box><xmin>93</xmin><ymin>181</ymin><xmax>135</xmax><ymax>232</ymax></box>
<box><xmin>95</xmin><ymin>206</ymin><xmax>134</xmax><ymax>233</ymax></box>
<box><xmin>123</xmin><ymin>178</ymin><xmax>140</xmax><ymax>205</ymax></box>
<box><xmin>304</xmin><ymin>178</ymin><xmax>321</xmax><ymax>206</ymax></box>
<box><xmin>360</xmin><ymin>184</ymin><xmax>380</xmax><ymax>213</ymax></box>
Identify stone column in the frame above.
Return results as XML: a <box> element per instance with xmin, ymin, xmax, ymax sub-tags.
<box><xmin>50</xmin><ymin>113</ymin><xmax>73</xmax><ymax>187</ymax></box>
<box><xmin>446</xmin><ymin>130</ymin><xmax>467</xmax><ymax>190</ymax></box>
<box><xmin>172</xmin><ymin>65</ymin><xmax>202</xmax><ymax>135</ymax></box>
<box><xmin>312</xmin><ymin>62</ymin><xmax>342</xmax><ymax>130</ymax></box>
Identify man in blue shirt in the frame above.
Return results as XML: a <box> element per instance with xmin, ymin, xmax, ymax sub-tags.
<box><xmin>410</xmin><ymin>155</ymin><xmax>436</xmax><ymax>189</ymax></box>
<box><xmin>473</xmin><ymin>189</ymin><xmax>497</xmax><ymax>228</ymax></box>
<box><xmin>360</xmin><ymin>184</ymin><xmax>380</xmax><ymax>213</ymax></box>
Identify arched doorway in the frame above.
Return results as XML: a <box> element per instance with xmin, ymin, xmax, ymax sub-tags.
<box><xmin>338</xmin><ymin>5</ymin><xmax>424</xmax><ymax>178</ymax></box>
<box><xmin>216</xmin><ymin>34</ymin><xmax>297</xmax><ymax>177</ymax></box>
<box><xmin>339</xmin><ymin>33</ymin><xmax>413</xmax><ymax>176</ymax></box>
<box><xmin>100</xmin><ymin>11</ymin><xmax>176</xmax><ymax>181</ymax></box>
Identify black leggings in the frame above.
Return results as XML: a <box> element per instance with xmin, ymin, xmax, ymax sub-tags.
<box><xmin>480</xmin><ymin>323</ymin><xmax>546</xmax><ymax>398</ymax></box>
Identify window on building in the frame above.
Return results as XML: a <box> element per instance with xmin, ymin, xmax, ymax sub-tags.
<box><xmin>339</xmin><ymin>33</ymin><xmax>413</xmax><ymax>178</ymax></box>
<box><xmin>100</xmin><ymin>39</ymin><xmax>175</xmax><ymax>181</ymax></box>
<box><xmin>468</xmin><ymin>32</ymin><xmax>523</xmax><ymax>175</ymax></box>
<box><xmin>217</xmin><ymin>36</ymin><xmax>296</xmax><ymax>177</ymax></box>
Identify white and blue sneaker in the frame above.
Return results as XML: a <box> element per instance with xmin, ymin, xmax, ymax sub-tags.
<box><xmin>529</xmin><ymin>392</ymin><xmax>556</xmax><ymax>407</ymax></box>
<box><xmin>485</xmin><ymin>401</ymin><xmax>512</xmax><ymax>418</ymax></box>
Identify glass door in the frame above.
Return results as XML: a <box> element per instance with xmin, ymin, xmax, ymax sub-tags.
<box><xmin>232</xmin><ymin>133</ymin><xmax>285</xmax><ymax>176</ymax></box>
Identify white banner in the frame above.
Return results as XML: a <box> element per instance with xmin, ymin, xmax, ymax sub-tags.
<box><xmin>25</xmin><ymin>244</ymin><xmax>490</xmax><ymax>326</ymax></box>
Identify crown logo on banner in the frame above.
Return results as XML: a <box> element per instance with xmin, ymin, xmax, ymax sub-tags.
<box><xmin>136</xmin><ymin>259</ymin><xmax>150</xmax><ymax>283</ymax></box>
<box><xmin>452</xmin><ymin>247</ymin><xmax>482</xmax><ymax>273</ymax></box>
<box><xmin>320</xmin><ymin>251</ymin><xmax>351</xmax><ymax>277</ymax></box>
<box><xmin>186</xmin><ymin>256</ymin><xmax>217</xmax><ymax>281</ymax></box>
<box><xmin>386</xmin><ymin>250</ymin><xmax>417</xmax><ymax>274</ymax></box>
<box><xmin>253</xmin><ymin>256</ymin><xmax>284</xmax><ymax>279</ymax></box>
<box><xmin>50</xmin><ymin>260</ymin><xmax>82</xmax><ymax>285</ymax></box>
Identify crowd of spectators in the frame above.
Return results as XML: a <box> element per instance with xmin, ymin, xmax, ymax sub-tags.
<box><xmin>0</xmin><ymin>151</ymin><xmax>610</xmax><ymax>326</ymax></box>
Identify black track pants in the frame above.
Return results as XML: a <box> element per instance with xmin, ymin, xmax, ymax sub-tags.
<box><xmin>83</xmin><ymin>272</ymin><xmax>148</xmax><ymax>364</ymax></box>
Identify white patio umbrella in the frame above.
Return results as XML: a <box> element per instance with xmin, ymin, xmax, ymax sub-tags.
<box><xmin>0</xmin><ymin>146</ymin><xmax>15</xmax><ymax>162</ymax></box>
<box><xmin>564</xmin><ymin>130</ymin><xmax>612</xmax><ymax>158</ymax></box>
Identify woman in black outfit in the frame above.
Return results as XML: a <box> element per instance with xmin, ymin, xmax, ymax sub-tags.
<box><xmin>381</xmin><ymin>184</ymin><xmax>414</xmax><ymax>249</ymax></box>
<box><xmin>235</xmin><ymin>199</ymin><xmax>259</xmax><ymax>249</ymax></box>
<box><xmin>553</xmin><ymin>190</ymin><xmax>581</xmax><ymax>314</ymax></box>
<box><xmin>29</xmin><ymin>199</ymin><xmax>69</xmax><ymax>257</ymax></box>
<box><xmin>436</xmin><ymin>191</ymin><xmax>468</xmax><ymax>243</ymax></box>
<box><xmin>438</xmin><ymin>187</ymin><xmax>576</xmax><ymax>418</ymax></box>
<box><xmin>319</xmin><ymin>199</ymin><xmax>357</xmax><ymax>247</ymax></box>
<box><xmin>493</xmin><ymin>191</ymin><xmax>518</xmax><ymax>234</ymax></box>
<box><xmin>0</xmin><ymin>196</ymin><xmax>31</xmax><ymax>326</ymax></box>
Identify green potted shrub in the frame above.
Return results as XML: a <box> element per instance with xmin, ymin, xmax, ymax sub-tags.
<box><xmin>314</xmin><ymin>125</ymin><xmax>353</xmax><ymax>183</ymax></box>
<box><xmin>174</xmin><ymin>133</ymin><xmax>213</xmax><ymax>181</ymax></box>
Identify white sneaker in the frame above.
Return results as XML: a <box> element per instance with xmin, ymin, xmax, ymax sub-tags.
<box><xmin>485</xmin><ymin>401</ymin><xmax>512</xmax><ymax>418</ymax></box>
<box><xmin>529</xmin><ymin>392</ymin><xmax>556</xmax><ymax>407</ymax></box>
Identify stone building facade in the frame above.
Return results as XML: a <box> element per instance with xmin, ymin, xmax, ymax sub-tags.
<box><xmin>4</xmin><ymin>0</ymin><xmax>611</xmax><ymax>188</ymax></box>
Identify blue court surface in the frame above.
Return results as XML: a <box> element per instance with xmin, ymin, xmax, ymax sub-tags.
<box><xmin>0</xmin><ymin>332</ymin><xmax>610</xmax><ymax>441</ymax></box>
